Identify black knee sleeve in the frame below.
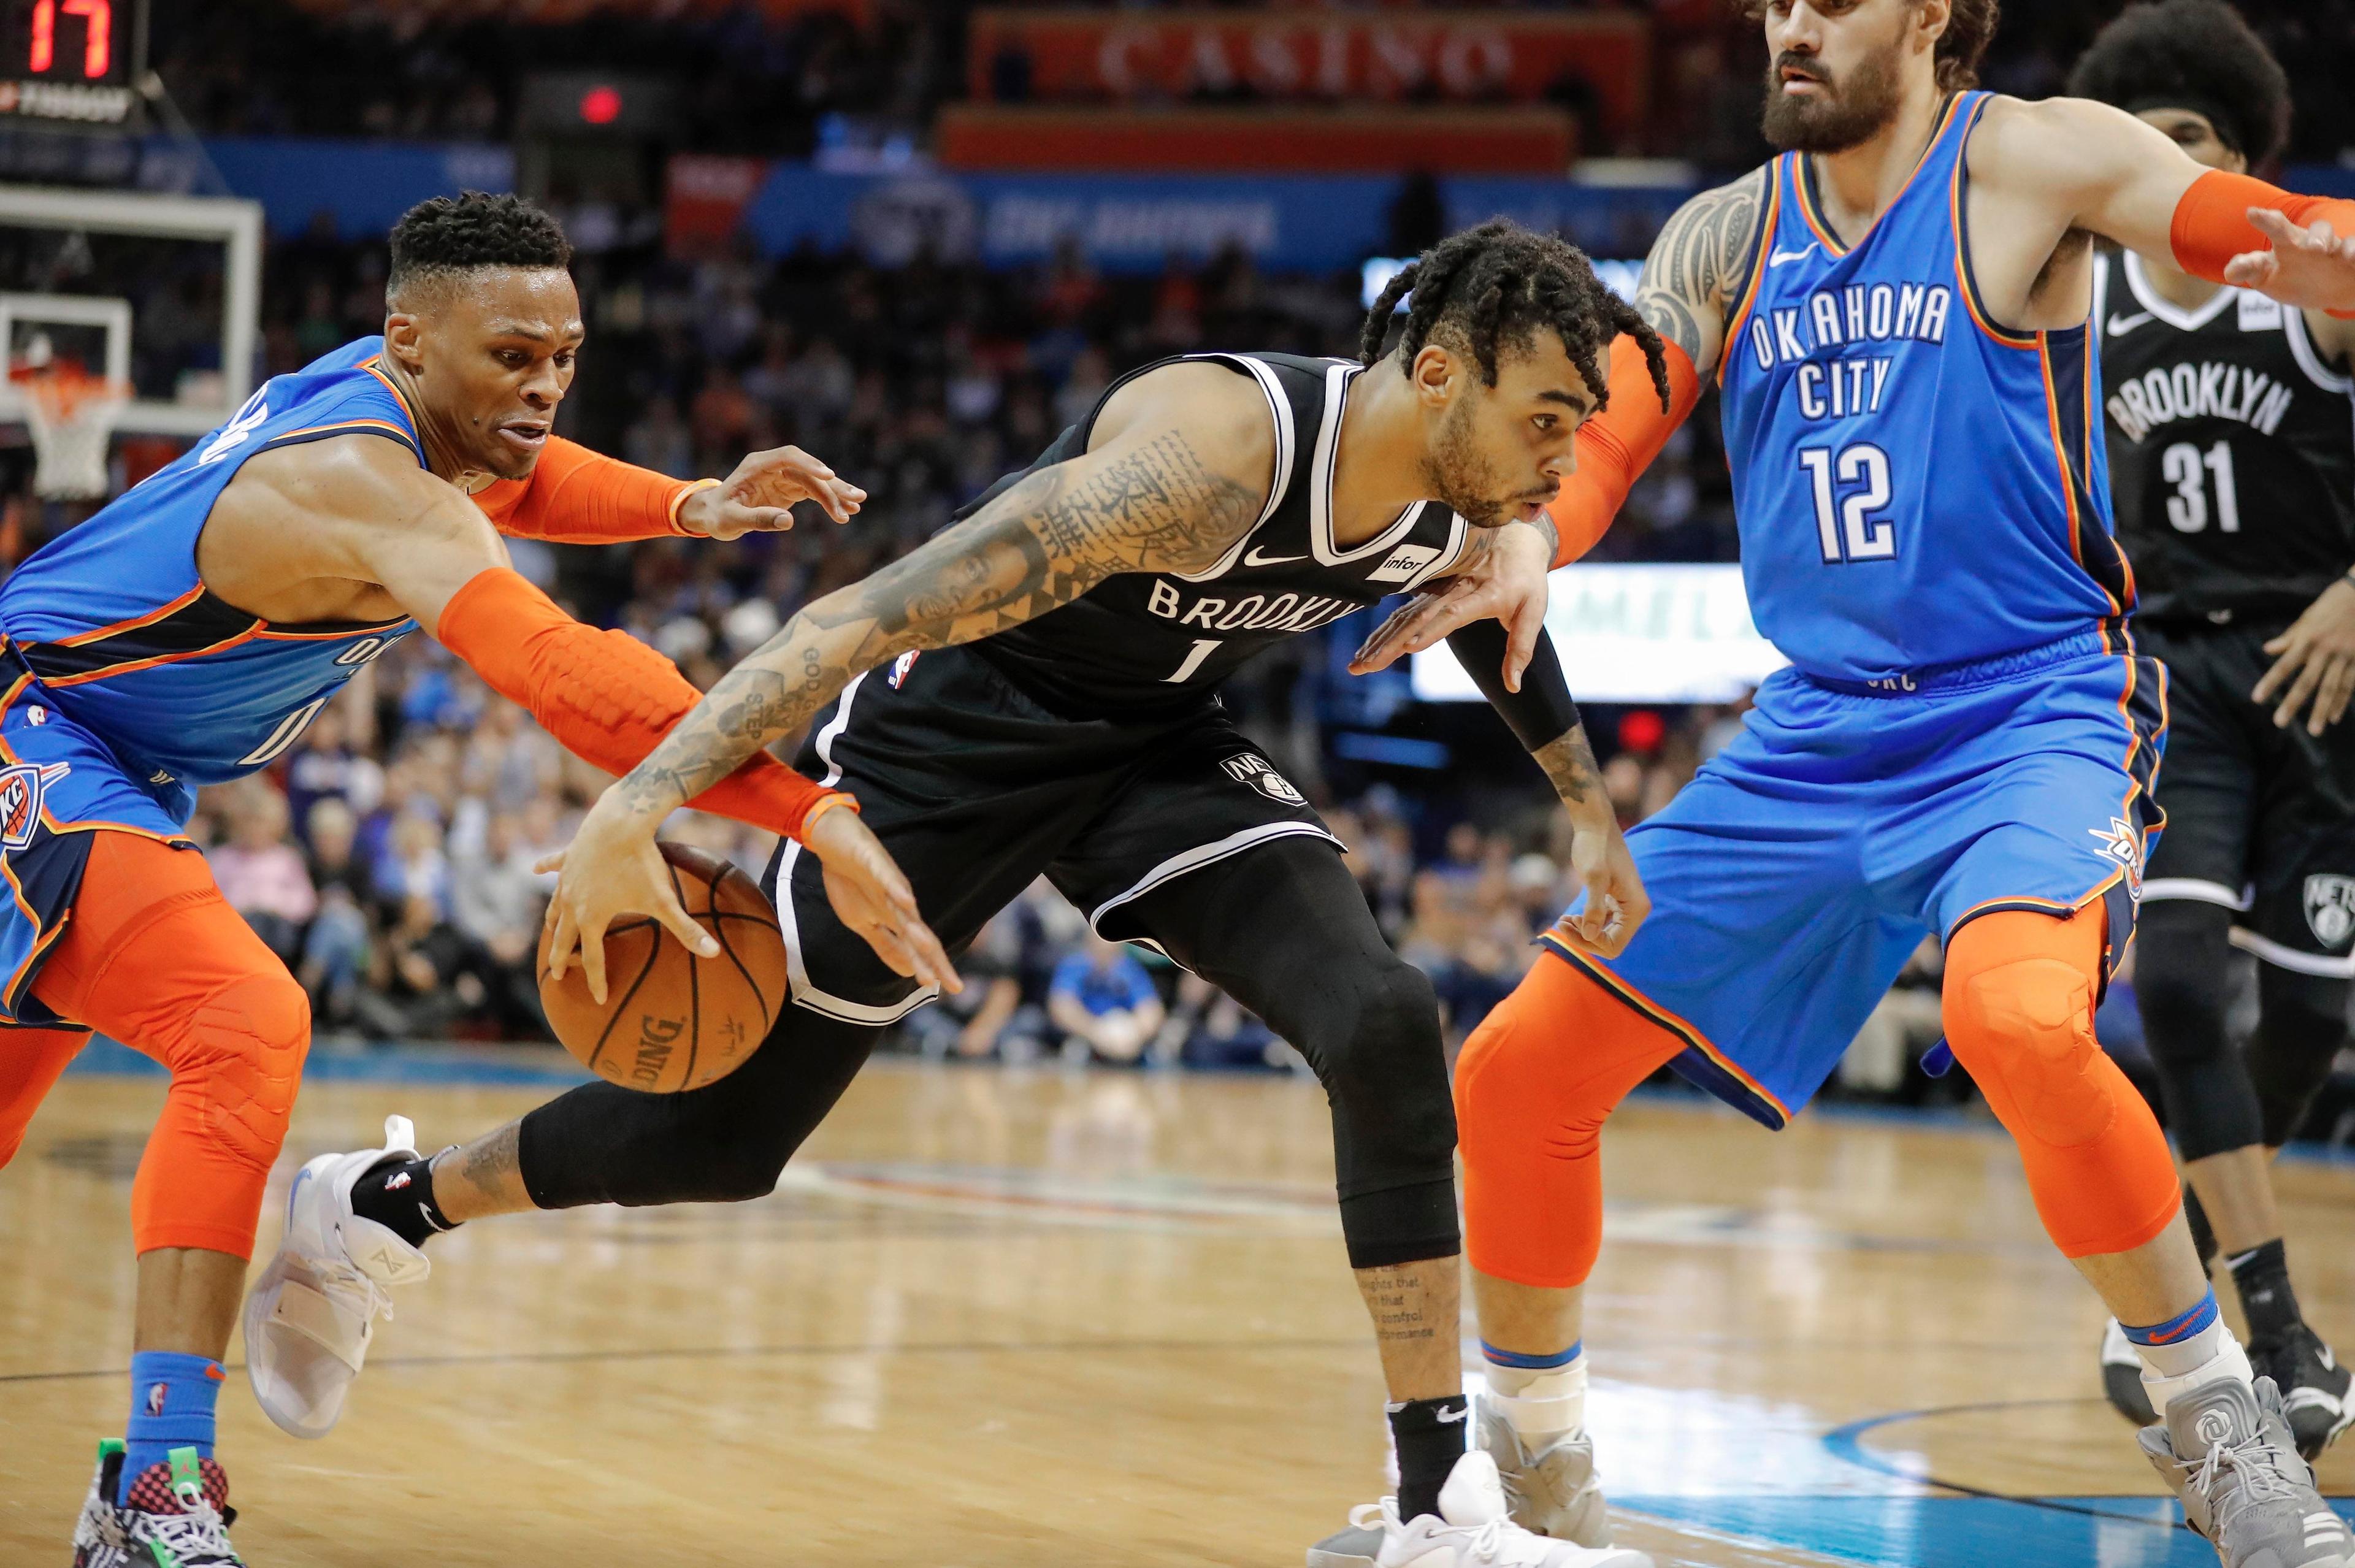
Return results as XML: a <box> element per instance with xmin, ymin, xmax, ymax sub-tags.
<box><xmin>519</xmin><ymin>1011</ymin><xmax>880</xmax><ymax>1209</ymax></box>
<box><xmin>1308</xmin><ymin>960</ymin><xmax>1460</xmax><ymax>1269</ymax></box>
<box><xmin>2134</xmin><ymin>901</ymin><xmax>2264</xmax><ymax>1162</ymax></box>
<box><xmin>2251</xmin><ymin>967</ymin><xmax>2348</xmax><ymax>1148</ymax></box>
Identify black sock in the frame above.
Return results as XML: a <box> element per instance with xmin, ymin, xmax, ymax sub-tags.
<box><xmin>348</xmin><ymin>1156</ymin><xmax>459</xmax><ymax>1250</ymax></box>
<box><xmin>2183</xmin><ymin>1184</ymin><xmax>2219</xmax><ymax>1277</ymax></box>
<box><xmin>2228</xmin><ymin>1237</ymin><xmax>2303</xmax><ymax>1344</ymax></box>
<box><xmin>1388</xmin><ymin>1395</ymin><xmax>1468</xmax><ymax>1523</ymax></box>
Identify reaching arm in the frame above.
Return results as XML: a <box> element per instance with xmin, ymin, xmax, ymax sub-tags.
<box><xmin>594</xmin><ymin>373</ymin><xmax>1271</xmax><ymax>825</ymax></box>
<box><xmin>2002</xmin><ymin>97</ymin><xmax>2355</xmax><ymax>315</ymax></box>
<box><xmin>475</xmin><ymin>436</ymin><xmax>868</xmax><ymax>544</ymax></box>
<box><xmin>537</xmin><ymin>364</ymin><xmax>1276</xmax><ymax>998</ymax></box>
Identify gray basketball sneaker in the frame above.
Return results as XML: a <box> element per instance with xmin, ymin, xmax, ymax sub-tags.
<box><xmin>1475</xmin><ymin>1401</ymin><xmax>1614</xmax><ymax>1547</ymax></box>
<box><xmin>2139</xmin><ymin>1375</ymin><xmax>2354</xmax><ymax>1568</ymax></box>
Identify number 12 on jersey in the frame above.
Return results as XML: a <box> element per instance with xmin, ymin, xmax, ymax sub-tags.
<box><xmin>1800</xmin><ymin>443</ymin><xmax>1896</xmax><ymax>564</ymax></box>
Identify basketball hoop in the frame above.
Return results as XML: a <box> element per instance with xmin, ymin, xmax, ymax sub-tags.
<box><xmin>15</xmin><ymin>362</ymin><xmax>128</xmax><ymax>500</ymax></box>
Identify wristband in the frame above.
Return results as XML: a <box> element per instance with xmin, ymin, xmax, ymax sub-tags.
<box><xmin>1445</xmin><ymin>621</ymin><xmax>1582</xmax><ymax>753</ymax></box>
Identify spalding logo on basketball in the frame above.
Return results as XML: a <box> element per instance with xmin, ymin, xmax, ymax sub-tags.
<box><xmin>537</xmin><ymin>841</ymin><xmax>790</xmax><ymax>1094</ymax></box>
<box><xmin>2305</xmin><ymin>874</ymin><xmax>2355</xmax><ymax>949</ymax></box>
<box><xmin>1220</xmin><ymin>752</ymin><xmax>1304</xmax><ymax>805</ymax></box>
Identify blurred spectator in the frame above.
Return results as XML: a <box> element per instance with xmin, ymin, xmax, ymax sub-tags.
<box><xmin>301</xmin><ymin>798</ymin><xmax>372</xmax><ymax>1028</ymax></box>
<box><xmin>209</xmin><ymin>787</ymin><xmax>317</xmax><ymax>965</ymax></box>
<box><xmin>1047</xmin><ymin>933</ymin><xmax>1165</xmax><ymax>1066</ymax></box>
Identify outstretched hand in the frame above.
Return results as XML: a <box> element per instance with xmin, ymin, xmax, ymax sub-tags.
<box><xmin>537</xmin><ymin>808</ymin><xmax>718</xmax><ymax>1007</ymax></box>
<box><xmin>676</xmin><ymin>445</ymin><xmax>868</xmax><ymax>539</ymax></box>
<box><xmin>1349</xmin><ymin>520</ymin><xmax>1554</xmax><ymax>683</ymax></box>
<box><xmin>806</xmin><ymin>805</ymin><xmax>962</xmax><ymax>996</ymax></box>
<box><xmin>2225</xmin><ymin>208</ymin><xmax>2355</xmax><ymax>314</ymax></box>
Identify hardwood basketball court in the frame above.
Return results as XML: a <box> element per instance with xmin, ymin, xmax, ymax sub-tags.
<box><xmin>4</xmin><ymin>1049</ymin><xmax>2349</xmax><ymax>1566</ymax></box>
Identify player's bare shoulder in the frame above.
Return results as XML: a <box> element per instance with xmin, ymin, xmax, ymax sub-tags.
<box><xmin>1636</xmin><ymin>164</ymin><xmax>1772</xmax><ymax>373</ymax></box>
<box><xmin>1065</xmin><ymin>356</ymin><xmax>1280</xmax><ymax>572</ymax></box>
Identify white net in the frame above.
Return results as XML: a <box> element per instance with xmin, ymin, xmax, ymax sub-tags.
<box><xmin>20</xmin><ymin>367</ymin><xmax>127</xmax><ymax>499</ymax></box>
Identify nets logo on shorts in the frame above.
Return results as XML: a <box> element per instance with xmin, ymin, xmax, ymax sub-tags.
<box><xmin>1220</xmin><ymin>752</ymin><xmax>1304</xmax><ymax>805</ymax></box>
<box><xmin>0</xmin><ymin>762</ymin><xmax>69</xmax><ymax>851</ymax></box>
<box><xmin>2305</xmin><ymin>875</ymin><xmax>2355</xmax><ymax>949</ymax></box>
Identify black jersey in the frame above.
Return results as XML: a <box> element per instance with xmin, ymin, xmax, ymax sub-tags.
<box><xmin>956</xmin><ymin>352</ymin><xmax>1471</xmax><ymax>719</ymax></box>
<box><xmin>2095</xmin><ymin>250</ymin><xmax>2355</xmax><ymax>627</ymax></box>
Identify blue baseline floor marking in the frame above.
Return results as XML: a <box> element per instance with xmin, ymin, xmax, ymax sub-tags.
<box><xmin>1660</xmin><ymin>1398</ymin><xmax>2355</xmax><ymax>1567</ymax></box>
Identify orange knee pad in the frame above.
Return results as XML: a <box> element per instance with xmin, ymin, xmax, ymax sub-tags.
<box><xmin>1457</xmin><ymin>954</ymin><xmax>1682</xmax><ymax>1290</ymax></box>
<box><xmin>1942</xmin><ymin>909</ymin><xmax>2178</xmax><ymax>1258</ymax></box>
<box><xmin>31</xmin><ymin>831</ymin><xmax>312</xmax><ymax>1258</ymax></box>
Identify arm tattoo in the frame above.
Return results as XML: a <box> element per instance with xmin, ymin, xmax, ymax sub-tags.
<box><xmin>614</xmin><ymin>430</ymin><xmax>1263</xmax><ymax>814</ymax></box>
<box><xmin>1533</xmin><ymin>724</ymin><xmax>1603</xmax><ymax>807</ymax></box>
<box><xmin>1634</xmin><ymin>169</ymin><xmax>1766</xmax><ymax>367</ymax></box>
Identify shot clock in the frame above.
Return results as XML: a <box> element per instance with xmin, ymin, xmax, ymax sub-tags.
<box><xmin>0</xmin><ymin>0</ymin><xmax>147</xmax><ymax>126</ymax></box>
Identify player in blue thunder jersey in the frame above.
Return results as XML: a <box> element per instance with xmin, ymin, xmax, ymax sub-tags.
<box><xmin>1355</xmin><ymin>2</ymin><xmax>2355</xmax><ymax>1562</ymax></box>
<box><xmin>0</xmin><ymin>193</ymin><xmax>941</xmax><ymax>1567</ymax></box>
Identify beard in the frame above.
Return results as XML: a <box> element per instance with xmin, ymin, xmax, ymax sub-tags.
<box><xmin>1422</xmin><ymin>398</ymin><xmax>1521</xmax><ymax>527</ymax></box>
<box><xmin>1760</xmin><ymin>42</ymin><xmax>1904</xmax><ymax>153</ymax></box>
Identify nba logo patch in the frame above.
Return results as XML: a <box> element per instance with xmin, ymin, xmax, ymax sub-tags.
<box><xmin>147</xmin><ymin>1382</ymin><xmax>167</xmax><ymax>1418</ymax></box>
<box><xmin>887</xmin><ymin>651</ymin><xmax>919</xmax><ymax>689</ymax></box>
<box><xmin>1220</xmin><ymin>752</ymin><xmax>1305</xmax><ymax>805</ymax></box>
<box><xmin>2305</xmin><ymin>875</ymin><xmax>2355</xmax><ymax>949</ymax></box>
<box><xmin>0</xmin><ymin>762</ymin><xmax>66</xmax><ymax>852</ymax></box>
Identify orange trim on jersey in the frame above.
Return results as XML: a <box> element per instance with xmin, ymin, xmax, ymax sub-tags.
<box><xmin>0</xmin><ymin>726</ymin><xmax>197</xmax><ymax>844</ymax></box>
<box><xmin>253</xmin><ymin>619</ymin><xmax>408</xmax><ymax>642</ymax></box>
<box><xmin>31</xmin><ymin>625</ymin><xmax>266</xmax><ymax>688</ymax></box>
<box><xmin>1719</xmin><ymin>170</ymin><xmax>1784</xmax><ymax>387</ymax></box>
<box><xmin>1948</xmin><ymin>98</ymin><xmax>2041</xmax><ymax>350</ymax></box>
<box><xmin>357</xmin><ymin>355</ymin><xmax>423</xmax><ymax>437</ymax></box>
<box><xmin>1793</xmin><ymin>93</ymin><xmax>1965</xmax><ymax>259</ymax></box>
<box><xmin>2113</xmin><ymin>651</ymin><xmax>2167</xmax><ymax>857</ymax></box>
<box><xmin>1946</xmin><ymin>876</ymin><xmax>2123</xmax><ymax>936</ymax></box>
<box><xmin>259</xmin><ymin>416</ymin><xmax>420</xmax><ymax>453</ymax></box>
<box><xmin>50</xmin><ymin>586</ymin><xmax>207</xmax><ymax>649</ymax></box>
<box><xmin>1537</xmin><ymin>932</ymin><xmax>1795</xmax><ymax>1125</ymax></box>
<box><xmin>2037</xmin><ymin>341</ymin><xmax>2090</xmax><ymax>570</ymax></box>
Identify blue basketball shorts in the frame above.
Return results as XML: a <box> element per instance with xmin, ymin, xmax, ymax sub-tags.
<box><xmin>0</xmin><ymin>671</ymin><xmax>190</xmax><ymax>1025</ymax></box>
<box><xmin>1545</xmin><ymin>632</ymin><xmax>2166</xmax><ymax>1129</ymax></box>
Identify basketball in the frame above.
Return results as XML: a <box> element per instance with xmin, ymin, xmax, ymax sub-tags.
<box><xmin>536</xmin><ymin>841</ymin><xmax>788</xmax><ymax>1093</ymax></box>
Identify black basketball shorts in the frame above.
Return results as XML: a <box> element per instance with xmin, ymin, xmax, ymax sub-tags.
<box><xmin>2140</xmin><ymin>619</ymin><xmax>2355</xmax><ymax>977</ymax></box>
<box><xmin>762</xmin><ymin>643</ymin><xmax>1338</xmax><ymax>1025</ymax></box>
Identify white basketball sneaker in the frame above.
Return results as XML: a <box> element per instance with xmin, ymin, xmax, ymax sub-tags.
<box><xmin>1307</xmin><ymin>1450</ymin><xmax>1653</xmax><ymax>1568</ymax></box>
<box><xmin>242</xmin><ymin>1114</ymin><xmax>432</xmax><ymax>1439</ymax></box>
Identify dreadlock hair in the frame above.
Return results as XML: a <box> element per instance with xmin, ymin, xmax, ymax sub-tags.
<box><xmin>1358</xmin><ymin>219</ymin><xmax>1671</xmax><ymax>416</ymax></box>
<box><xmin>388</xmin><ymin>191</ymin><xmax>573</xmax><ymax>305</ymax></box>
<box><xmin>1734</xmin><ymin>0</ymin><xmax>1999</xmax><ymax>93</ymax></box>
<box><xmin>2066</xmin><ymin>0</ymin><xmax>2287</xmax><ymax>168</ymax></box>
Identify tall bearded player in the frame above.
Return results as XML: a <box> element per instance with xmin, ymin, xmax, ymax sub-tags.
<box><xmin>1354</xmin><ymin>2</ymin><xmax>2355</xmax><ymax>1564</ymax></box>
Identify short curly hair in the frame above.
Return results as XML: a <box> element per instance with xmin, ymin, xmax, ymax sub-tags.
<box><xmin>387</xmin><ymin>191</ymin><xmax>572</xmax><ymax>302</ymax></box>
<box><xmin>1359</xmin><ymin>219</ymin><xmax>1668</xmax><ymax>417</ymax></box>
<box><xmin>1735</xmin><ymin>0</ymin><xmax>1997</xmax><ymax>93</ymax></box>
<box><xmin>2066</xmin><ymin>0</ymin><xmax>2287</xmax><ymax>167</ymax></box>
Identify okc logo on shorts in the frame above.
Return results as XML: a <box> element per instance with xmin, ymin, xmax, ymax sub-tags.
<box><xmin>2305</xmin><ymin>875</ymin><xmax>2355</xmax><ymax>949</ymax></box>
<box><xmin>1220</xmin><ymin>752</ymin><xmax>1304</xmax><ymax>805</ymax></box>
<box><xmin>0</xmin><ymin>762</ymin><xmax>68</xmax><ymax>852</ymax></box>
<box><xmin>2087</xmin><ymin>816</ymin><xmax>2146</xmax><ymax>899</ymax></box>
<box><xmin>887</xmin><ymin>650</ymin><xmax>919</xmax><ymax>689</ymax></box>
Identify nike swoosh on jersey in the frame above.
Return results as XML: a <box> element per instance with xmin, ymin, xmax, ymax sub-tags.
<box><xmin>1243</xmin><ymin>546</ymin><xmax>1309</xmax><ymax>567</ymax></box>
<box><xmin>2106</xmin><ymin>312</ymin><xmax>2154</xmax><ymax>336</ymax></box>
<box><xmin>1768</xmin><ymin>245</ymin><xmax>1818</xmax><ymax>269</ymax></box>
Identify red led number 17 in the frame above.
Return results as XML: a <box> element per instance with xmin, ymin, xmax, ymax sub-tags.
<box><xmin>29</xmin><ymin>0</ymin><xmax>110</xmax><ymax>79</ymax></box>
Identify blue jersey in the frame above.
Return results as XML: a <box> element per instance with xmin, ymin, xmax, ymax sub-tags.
<box><xmin>1718</xmin><ymin>91</ymin><xmax>2132</xmax><ymax>686</ymax></box>
<box><xmin>0</xmin><ymin>337</ymin><xmax>420</xmax><ymax>822</ymax></box>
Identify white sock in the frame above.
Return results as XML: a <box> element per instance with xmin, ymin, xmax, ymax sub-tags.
<box><xmin>2138</xmin><ymin>1323</ymin><xmax>2255</xmax><ymax>1418</ymax></box>
<box><xmin>1482</xmin><ymin>1353</ymin><xmax>1588</xmax><ymax>1449</ymax></box>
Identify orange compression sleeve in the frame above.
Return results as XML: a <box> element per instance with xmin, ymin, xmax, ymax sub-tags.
<box><xmin>2172</xmin><ymin>169</ymin><xmax>2355</xmax><ymax>317</ymax></box>
<box><xmin>434</xmin><ymin>567</ymin><xmax>845</xmax><ymax>842</ymax></box>
<box><xmin>1545</xmin><ymin>334</ymin><xmax>1701</xmax><ymax>569</ymax></box>
<box><xmin>472</xmin><ymin>435</ymin><xmax>714</xmax><ymax>543</ymax></box>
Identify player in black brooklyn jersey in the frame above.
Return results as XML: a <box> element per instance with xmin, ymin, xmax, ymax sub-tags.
<box><xmin>258</xmin><ymin>221</ymin><xmax>1668</xmax><ymax>1566</ymax></box>
<box><xmin>2074</xmin><ymin>0</ymin><xmax>2355</xmax><ymax>1458</ymax></box>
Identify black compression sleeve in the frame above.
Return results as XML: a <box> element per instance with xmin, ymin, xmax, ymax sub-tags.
<box><xmin>1445</xmin><ymin>620</ymin><xmax>1581</xmax><ymax>752</ymax></box>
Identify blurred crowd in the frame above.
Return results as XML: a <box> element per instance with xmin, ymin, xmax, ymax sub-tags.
<box><xmin>155</xmin><ymin>0</ymin><xmax>2355</xmax><ymax>170</ymax></box>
